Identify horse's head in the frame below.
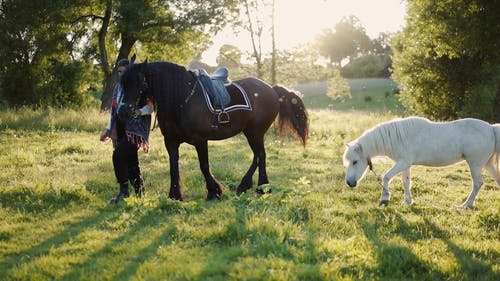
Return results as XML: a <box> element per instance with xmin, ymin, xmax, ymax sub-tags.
<box><xmin>343</xmin><ymin>142</ymin><xmax>372</xmax><ymax>188</ymax></box>
<box><xmin>117</xmin><ymin>55</ymin><xmax>148</xmax><ymax>121</ymax></box>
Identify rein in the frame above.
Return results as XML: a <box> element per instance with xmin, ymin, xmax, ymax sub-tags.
<box><xmin>367</xmin><ymin>157</ymin><xmax>383</xmax><ymax>186</ymax></box>
<box><xmin>184</xmin><ymin>76</ymin><xmax>199</xmax><ymax>104</ymax></box>
<box><xmin>131</xmin><ymin>73</ymin><xmax>159</xmax><ymax>131</ymax></box>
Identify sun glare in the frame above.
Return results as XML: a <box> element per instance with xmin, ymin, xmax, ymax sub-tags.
<box><xmin>202</xmin><ymin>0</ymin><xmax>406</xmax><ymax>65</ymax></box>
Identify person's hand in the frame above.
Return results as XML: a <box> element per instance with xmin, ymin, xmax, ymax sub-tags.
<box><xmin>100</xmin><ymin>129</ymin><xmax>109</xmax><ymax>142</ymax></box>
<box><xmin>134</xmin><ymin>109</ymin><xmax>141</xmax><ymax>117</ymax></box>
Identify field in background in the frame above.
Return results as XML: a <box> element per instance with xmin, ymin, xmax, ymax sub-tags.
<box><xmin>296</xmin><ymin>78</ymin><xmax>405</xmax><ymax>114</ymax></box>
<box><xmin>0</xmin><ymin>83</ymin><xmax>499</xmax><ymax>280</ymax></box>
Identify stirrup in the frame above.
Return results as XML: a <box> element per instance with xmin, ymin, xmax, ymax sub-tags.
<box><xmin>217</xmin><ymin>111</ymin><xmax>230</xmax><ymax>124</ymax></box>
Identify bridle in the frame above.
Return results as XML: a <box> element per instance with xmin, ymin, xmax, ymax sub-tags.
<box><xmin>127</xmin><ymin>72</ymin><xmax>149</xmax><ymax>118</ymax></box>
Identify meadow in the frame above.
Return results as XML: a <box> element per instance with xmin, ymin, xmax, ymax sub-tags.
<box><xmin>0</xmin><ymin>80</ymin><xmax>499</xmax><ymax>281</ymax></box>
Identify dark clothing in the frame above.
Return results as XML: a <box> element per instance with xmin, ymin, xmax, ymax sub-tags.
<box><xmin>109</xmin><ymin>84</ymin><xmax>152</xmax><ymax>185</ymax></box>
<box><xmin>113</xmin><ymin>119</ymin><xmax>142</xmax><ymax>185</ymax></box>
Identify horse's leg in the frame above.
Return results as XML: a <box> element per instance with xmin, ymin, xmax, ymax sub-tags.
<box><xmin>462</xmin><ymin>163</ymin><xmax>484</xmax><ymax>208</ymax></box>
<box><xmin>401</xmin><ymin>168</ymin><xmax>414</xmax><ymax>205</ymax></box>
<box><xmin>236</xmin><ymin>134</ymin><xmax>266</xmax><ymax>195</ymax></box>
<box><xmin>194</xmin><ymin>141</ymin><xmax>223</xmax><ymax>201</ymax></box>
<box><xmin>165</xmin><ymin>139</ymin><xmax>183</xmax><ymax>201</ymax></box>
<box><xmin>380</xmin><ymin>161</ymin><xmax>411</xmax><ymax>206</ymax></box>
<box><xmin>484</xmin><ymin>158</ymin><xmax>500</xmax><ymax>185</ymax></box>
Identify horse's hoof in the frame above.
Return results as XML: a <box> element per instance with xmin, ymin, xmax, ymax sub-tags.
<box><xmin>236</xmin><ymin>186</ymin><xmax>250</xmax><ymax>196</ymax></box>
<box><xmin>206</xmin><ymin>191</ymin><xmax>222</xmax><ymax>201</ymax></box>
<box><xmin>401</xmin><ymin>200</ymin><xmax>414</xmax><ymax>206</ymax></box>
<box><xmin>169</xmin><ymin>194</ymin><xmax>183</xmax><ymax>201</ymax></box>
<box><xmin>255</xmin><ymin>188</ymin><xmax>272</xmax><ymax>194</ymax></box>
<box><xmin>379</xmin><ymin>200</ymin><xmax>389</xmax><ymax>206</ymax></box>
<box><xmin>460</xmin><ymin>202</ymin><xmax>474</xmax><ymax>209</ymax></box>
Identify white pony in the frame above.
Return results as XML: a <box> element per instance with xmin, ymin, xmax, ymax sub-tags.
<box><xmin>343</xmin><ymin>117</ymin><xmax>500</xmax><ymax>208</ymax></box>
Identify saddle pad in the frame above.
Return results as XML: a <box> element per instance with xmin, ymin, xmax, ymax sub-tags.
<box><xmin>200</xmin><ymin>82</ymin><xmax>252</xmax><ymax>113</ymax></box>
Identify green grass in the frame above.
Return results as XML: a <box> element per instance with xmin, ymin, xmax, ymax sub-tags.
<box><xmin>0</xmin><ymin>86</ymin><xmax>499</xmax><ymax>280</ymax></box>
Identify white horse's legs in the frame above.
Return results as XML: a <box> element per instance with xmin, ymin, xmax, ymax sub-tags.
<box><xmin>462</xmin><ymin>164</ymin><xmax>484</xmax><ymax>208</ymax></box>
<box><xmin>380</xmin><ymin>161</ymin><xmax>411</xmax><ymax>206</ymax></box>
<box><xmin>401</xmin><ymin>168</ymin><xmax>413</xmax><ymax>205</ymax></box>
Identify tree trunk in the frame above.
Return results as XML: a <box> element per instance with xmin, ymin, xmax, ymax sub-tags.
<box><xmin>100</xmin><ymin>33</ymin><xmax>136</xmax><ymax>110</ymax></box>
<box><xmin>98</xmin><ymin>0</ymin><xmax>112</xmax><ymax>111</ymax></box>
<box><xmin>244</xmin><ymin>0</ymin><xmax>263</xmax><ymax>79</ymax></box>
<box><xmin>270</xmin><ymin>0</ymin><xmax>276</xmax><ymax>85</ymax></box>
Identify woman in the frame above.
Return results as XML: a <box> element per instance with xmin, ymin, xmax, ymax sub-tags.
<box><xmin>100</xmin><ymin>59</ymin><xmax>154</xmax><ymax>203</ymax></box>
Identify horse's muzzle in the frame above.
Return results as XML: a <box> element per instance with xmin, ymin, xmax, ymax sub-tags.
<box><xmin>346</xmin><ymin>179</ymin><xmax>357</xmax><ymax>188</ymax></box>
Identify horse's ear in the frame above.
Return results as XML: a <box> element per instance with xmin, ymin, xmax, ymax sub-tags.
<box><xmin>130</xmin><ymin>54</ymin><xmax>136</xmax><ymax>64</ymax></box>
<box><xmin>354</xmin><ymin>143</ymin><xmax>362</xmax><ymax>153</ymax></box>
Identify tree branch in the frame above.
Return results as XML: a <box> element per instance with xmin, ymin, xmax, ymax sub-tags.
<box><xmin>71</xmin><ymin>14</ymin><xmax>104</xmax><ymax>24</ymax></box>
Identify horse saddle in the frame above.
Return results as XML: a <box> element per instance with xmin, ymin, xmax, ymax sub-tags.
<box><xmin>194</xmin><ymin>67</ymin><xmax>252</xmax><ymax>123</ymax></box>
<box><xmin>195</xmin><ymin>68</ymin><xmax>252</xmax><ymax>124</ymax></box>
<box><xmin>198</xmin><ymin>68</ymin><xmax>231</xmax><ymax>109</ymax></box>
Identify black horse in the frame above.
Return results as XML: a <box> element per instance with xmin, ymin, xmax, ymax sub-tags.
<box><xmin>119</xmin><ymin>57</ymin><xmax>309</xmax><ymax>201</ymax></box>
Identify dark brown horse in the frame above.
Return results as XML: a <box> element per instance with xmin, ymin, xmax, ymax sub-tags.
<box><xmin>119</xmin><ymin>57</ymin><xmax>309</xmax><ymax>201</ymax></box>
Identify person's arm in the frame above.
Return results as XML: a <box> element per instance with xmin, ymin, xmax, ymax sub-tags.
<box><xmin>135</xmin><ymin>99</ymin><xmax>154</xmax><ymax>116</ymax></box>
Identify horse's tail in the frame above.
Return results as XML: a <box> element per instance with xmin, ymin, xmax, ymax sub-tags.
<box><xmin>493</xmin><ymin>125</ymin><xmax>500</xmax><ymax>153</ymax></box>
<box><xmin>487</xmin><ymin>125</ymin><xmax>500</xmax><ymax>186</ymax></box>
<box><xmin>273</xmin><ymin>85</ymin><xmax>309</xmax><ymax>146</ymax></box>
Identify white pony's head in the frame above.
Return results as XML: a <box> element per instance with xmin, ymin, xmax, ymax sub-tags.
<box><xmin>343</xmin><ymin>142</ymin><xmax>372</xmax><ymax>187</ymax></box>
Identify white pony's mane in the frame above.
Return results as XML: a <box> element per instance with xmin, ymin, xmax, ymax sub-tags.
<box><xmin>355</xmin><ymin>117</ymin><xmax>428</xmax><ymax>158</ymax></box>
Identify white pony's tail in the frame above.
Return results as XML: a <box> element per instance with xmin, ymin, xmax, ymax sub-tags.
<box><xmin>493</xmin><ymin>125</ymin><xmax>500</xmax><ymax>153</ymax></box>
<box><xmin>488</xmin><ymin>125</ymin><xmax>500</xmax><ymax>187</ymax></box>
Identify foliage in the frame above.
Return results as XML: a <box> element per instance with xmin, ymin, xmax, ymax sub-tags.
<box><xmin>392</xmin><ymin>0</ymin><xmax>500</xmax><ymax>121</ymax></box>
<box><xmin>0</xmin><ymin>106</ymin><xmax>498</xmax><ymax>280</ymax></box>
<box><xmin>215</xmin><ymin>44</ymin><xmax>332</xmax><ymax>88</ymax></box>
<box><xmin>326</xmin><ymin>69</ymin><xmax>351</xmax><ymax>102</ymax></box>
<box><xmin>261</xmin><ymin>45</ymin><xmax>331</xmax><ymax>86</ymax></box>
<box><xmin>0</xmin><ymin>0</ymin><xmax>95</xmax><ymax>107</ymax></box>
<box><xmin>0</xmin><ymin>0</ymin><xmax>243</xmax><ymax>109</ymax></box>
<box><xmin>316</xmin><ymin>16</ymin><xmax>372</xmax><ymax>67</ymax></box>
<box><xmin>341</xmin><ymin>54</ymin><xmax>392</xmax><ymax>78</ymax></box>
<box><xmin>217</xmin><ymin>44</ymin><xmax>244</xmax><ymax>69</ymax></box>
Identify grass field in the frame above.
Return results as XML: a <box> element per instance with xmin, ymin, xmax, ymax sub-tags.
<box><xmin>297</xmin><ymin>78</ymin><xmax>405</xmax><ymax>114</ymax></box>
<box><xmin>0</xmin><ymin>83</ymin><xmax>499</xmax><ymax>280</ymax></box>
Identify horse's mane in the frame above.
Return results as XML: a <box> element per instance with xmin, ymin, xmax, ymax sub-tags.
<box><xmin>357</xmin><ymin>117</ymin><xmax>428</xmax><ymax>156</ymax></box>
<box><xmin>145</xmin><ymin>62</ymin><xmax>189</xmax><ymax>114</ymax></box>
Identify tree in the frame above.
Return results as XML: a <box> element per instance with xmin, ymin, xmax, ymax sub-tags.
<box><xmin>217</xmin><ymin>44</ymin><xmax>243</xmax><ymax>69</ymax></box>
<box><xmin>392</xmin><ymin>0</ymin><xmax>500</xmax><ymax>121</ymax></box>
<box><xmin>85</xmin><ymin>0</ymin><xmax>241</xmax><ymax>110</ymax></box>
<box><xmin>0</xmin><ymin>0</ymin><xmax>95</xmax><ymax>107</ymax></box>
<box><xmin>242</xmin><ymin>0</ymin><xmax>266</xmax><ymax>78</ymax></box>
<box><xmin>316</xmin><ymin>16</ymin><xmax>371</xmax><ymax>67</ymax></box>
<box><xmin>341</xmin><ymin>54</ymin><xmax>391</xmax><ymax>78</ymax></box>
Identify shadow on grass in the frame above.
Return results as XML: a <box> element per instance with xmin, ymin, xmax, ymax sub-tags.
<box><xmin>58</xmin><ymin>199</ymin><xmax>206</xmax><ymax>280</ymax></box>
<box><xmin>196</xmin><ymin>193</ymin><xmax>324</xmax><ymax>280</ymax></box>
<box><xmin>423</xmin><ymin>217</ymin><xmax>499</xmax><ymax>281</ymax></box>
<box><xmin>0</xmin><ymin>204</ymin><xmax>119</xmax><ymax>276</ymax></box>
<box><xmin>362</xmin><ymin>210</ymin><xmax>499</xmax><ymax>281</ymax></box>
<box><xmin>362</xmin><ymin>221</ymin><xmax>447</xmax><ymax>280</ymax></box>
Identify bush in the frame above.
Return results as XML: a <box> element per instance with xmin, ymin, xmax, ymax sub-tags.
<box><xmin>341</xmin><ymin>54</ymin><xmax>391</xmax><ymax>78</ymax></box>
<box><xmin>326</xmin><ymin>69</ymin><xmax>351</xmax><ymax>102</ymax></box>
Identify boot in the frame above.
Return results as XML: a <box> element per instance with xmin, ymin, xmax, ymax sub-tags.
<box><xmin>109</xmin><ymin>182</ymin><xmax>130</xmax><ymax>204</ymax></box>
<box><xmin>131</xmin><ymin>176</ymin><xmax>145</xmax><ymax>198</ymax></box>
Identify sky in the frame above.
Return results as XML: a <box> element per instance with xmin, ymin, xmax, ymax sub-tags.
<box><xmin>201</xmin><ymin>0</ymin><xmax>407</xmax><ymax>65</ymax></box>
